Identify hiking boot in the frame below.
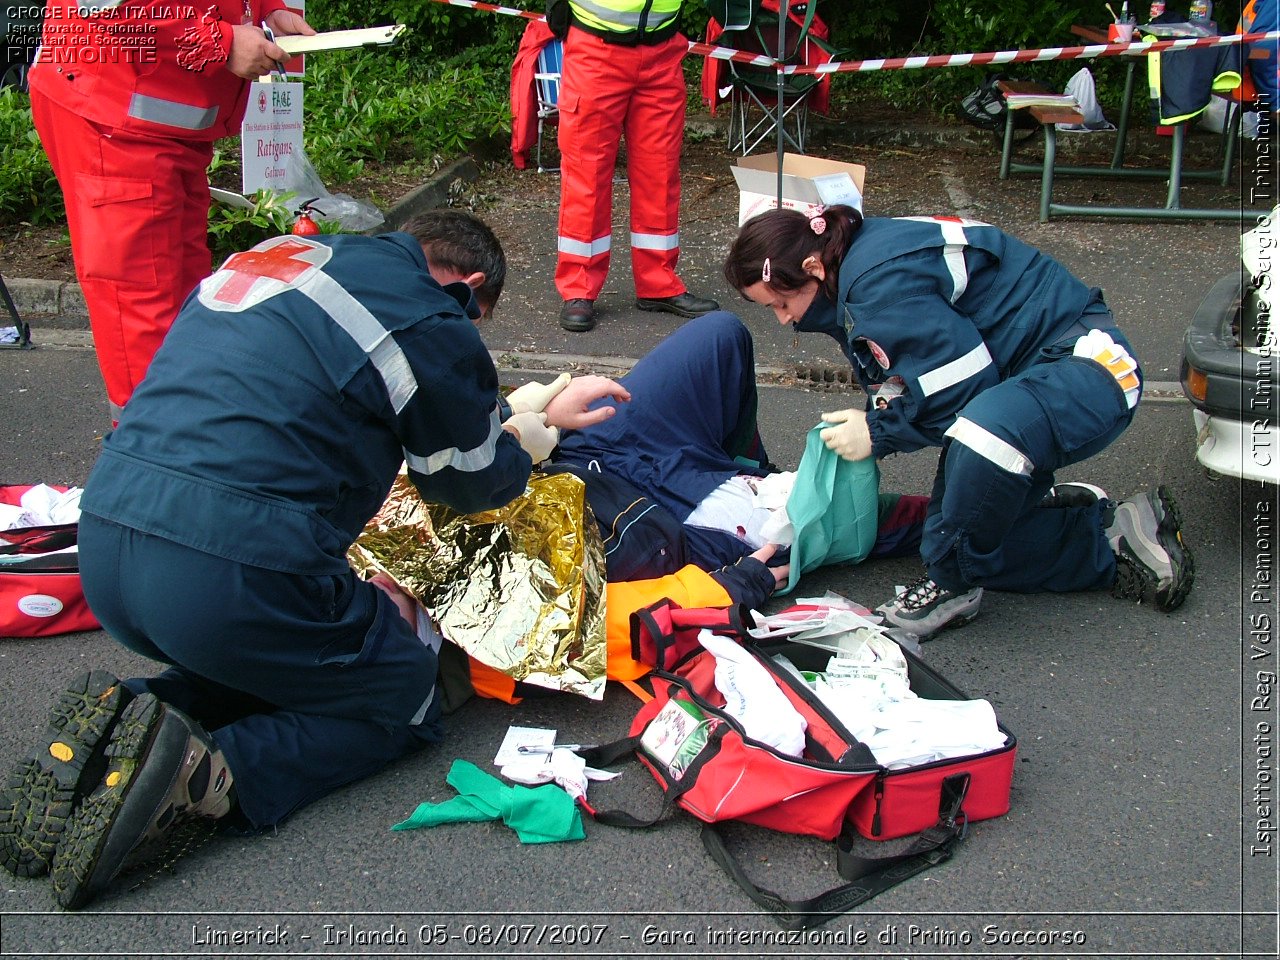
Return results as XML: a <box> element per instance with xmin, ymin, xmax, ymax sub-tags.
<box><xmin>51</xmin><ymin>695</ymin><xmax>233</xmax><ymax>910</ymax></box>
<box><xmin>877</xmin><ymin>576</ymin><xmax>984</xmax><ymax>637</ymax></box>
<box><xmin>0</xmin><ymin>670</ymin><xmax>134</xmax><ymax>878</ymax></box>
<box><xmin>559</xmin><ymin>299</ymin><xmax>596</xmax><ymax>332</ymax></box>
<box><xmin>1106</xmin><ymin>485</ymin><xmax>1194</xmax><ymax>612</ymax></box>
<box><xmin>1040</xmin><ymin>481</ymin><xmax>1108</xmax><ymax>509</ymax></box>
<box><xmin>635</xmin><ymin>291</ymin><xmax>719</xmax><ymax>318</ymax></box>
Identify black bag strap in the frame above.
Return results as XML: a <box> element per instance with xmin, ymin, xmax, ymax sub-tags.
<box><xmin>700</xmin><ymin>773</ymin><xmax>972</xmax><ymax>931</ymax></box>
<box><xmin>579</xmin><ymin>728</ymin><xmax>726</xmax><ymax>829</ymax></box>
<box><xmin>577</xmin><ymin>736</ymin><xmax>676</xmax><ymax>829</ymax></box>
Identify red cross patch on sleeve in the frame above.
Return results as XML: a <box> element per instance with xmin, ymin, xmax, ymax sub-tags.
<box><xmin>198</xmin><ymin>236</ymin><xmax>333</xmax><ymax>311</ymax></box>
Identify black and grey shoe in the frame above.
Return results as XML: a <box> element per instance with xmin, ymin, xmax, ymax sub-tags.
<box><xmin>1040</xmin><ymin>481</ymin><xmax>1108</xmax><ymax>509</ymax></box>
<box><xmin>0</xmin><ymin>671</ymin><xmax>134</xmax><ymax>878</ymax></box>
<box><xmin>51</xmin><ymin>695</ymin><xmax>233</xmax><ymax>910</ymax></box>
<box><xmin>1107</xmin><ymin>485</ymin><xmax>1194</xmax><ymax>612</ymax></box>
<box><xmin>877</xmin><ymin>575</ymin><xmax>984</xmax><ymax>637</ymax></box>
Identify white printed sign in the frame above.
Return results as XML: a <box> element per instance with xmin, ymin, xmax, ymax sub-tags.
<box><xmin>241</xmin><ymin>81</ymin><xmax>304</xmax><ymax>195</ymax></box>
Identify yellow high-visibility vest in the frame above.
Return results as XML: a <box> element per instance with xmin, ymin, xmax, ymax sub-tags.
<box><xmin>568</xmin><ymin>0</ymin><xmax>683</xmax><ymax>39</ymax></box>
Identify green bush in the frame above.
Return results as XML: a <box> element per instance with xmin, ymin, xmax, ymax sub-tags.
<box><xmin>0</xmin><ymin>88</ymin><xmax>61</xmax><ymax>226</ymax></box>
<box><xmin>302</xmin><ymin>47</ymin><xmax>511</xmax><ymax>184</ymax></box>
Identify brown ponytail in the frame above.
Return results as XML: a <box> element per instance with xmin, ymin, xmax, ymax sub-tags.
<box><xmin>724</xmin><ymin>205</ymin><xmax>862</xmax><ymax>303</ymax></box>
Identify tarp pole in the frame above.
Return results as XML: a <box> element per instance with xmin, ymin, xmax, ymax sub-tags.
<box><xmin>775</xmin><ymin>0</ymin><xmax>789</xmax><ymax>205</ymax></box>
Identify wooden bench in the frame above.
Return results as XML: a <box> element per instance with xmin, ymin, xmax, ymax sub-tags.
<box><xmin>995</xmin><ymin>80</ymin><xmax>1086</xmax><ymax>221</ymax></box>
<box><xmin>995</xmin><ymin>71</ymin><xmax>1254</xmax><ymax>222</ymax></box>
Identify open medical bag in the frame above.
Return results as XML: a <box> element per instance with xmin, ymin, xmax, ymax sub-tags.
<box><xmin>583</xmin><ymin>599</ymin><xmax>1016</xmax><ymax>929</ymax></box>
<box><xmin>1</xmin><ymin>485</ymin><xmax>99</xmax><ymax>637</ymax></box>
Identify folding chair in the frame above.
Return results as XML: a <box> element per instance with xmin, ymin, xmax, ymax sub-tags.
<box><xmin>534</xmin><ymin>38</ymin><xmax>563</xmax><ymax>174</ymax></box>
<box><xmin>710</xmin><ymin>0</ymin><xmax>836</xmax><ymax>156</ymax></box>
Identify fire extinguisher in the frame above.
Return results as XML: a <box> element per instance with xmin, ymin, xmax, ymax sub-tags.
<box><xmin>292</xmin><ymin>199</ymin><xmax>322</xmax><ymax>236</ymax></box>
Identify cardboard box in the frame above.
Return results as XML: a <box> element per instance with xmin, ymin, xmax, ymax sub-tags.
<box><xmin>731</xmin><ymin>153</ymin><xmax>866</xmax><ymax>226</ymax></box>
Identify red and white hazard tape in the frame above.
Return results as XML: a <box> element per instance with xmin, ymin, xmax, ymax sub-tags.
<box><xmin>423</xmin><ymin>0</ymin><xmax>1280</xmax><ymax>77</ymax></box>
<box><xmin>787</xmin><ymin>30</ymin><xmax>1280</xmax><ymax>75</ymax></box>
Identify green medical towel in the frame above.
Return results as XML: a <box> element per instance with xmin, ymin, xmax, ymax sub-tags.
<box><xmin>779</xmin><ymin>423</ymin><xmax>881</xmax><ymax>595</ymax></box>
<box><xmin>391</xmin><ymin>759</ymin><xmax>585</xmax><ymax>844</ymax></box>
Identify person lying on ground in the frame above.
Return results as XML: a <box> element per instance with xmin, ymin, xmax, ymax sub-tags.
<box><xmin>414</xmin><ymin>309</ymin><xmax>933</xmax><ymax>705</ymax></box>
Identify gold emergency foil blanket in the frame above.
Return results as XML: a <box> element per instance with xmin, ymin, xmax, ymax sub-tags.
<box><xmin>350</xmin><ymin>472</ymin><xmax>607</xmax><ymax>700</ymax></box>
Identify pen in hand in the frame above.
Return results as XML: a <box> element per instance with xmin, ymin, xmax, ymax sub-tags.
<box><xmin>261</xmin><ymin>21</ymin><xmax>289</xmax><ymax>79</ymax></box>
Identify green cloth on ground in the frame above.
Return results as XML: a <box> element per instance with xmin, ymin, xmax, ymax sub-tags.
<box><xmin>391</xmin><ymin>759</ymin><xmax>586</xmax><ymax>844</ymax></box>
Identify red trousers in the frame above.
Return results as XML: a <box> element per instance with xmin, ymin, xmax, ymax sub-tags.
<box><xmin>31</xmin><ymin>91</ymin><xmax>214</xmax><ymax>419</ymax></box>
<box><xmin>555</xmin><ymin>29</ymin><xmax>687</xmax><ymax>302</ymax></box>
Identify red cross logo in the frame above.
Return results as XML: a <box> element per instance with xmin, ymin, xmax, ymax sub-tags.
<box><xmin>213</xmin><ymin>239</ymin><xmax>319</xmax><ymax>307</ymax></box>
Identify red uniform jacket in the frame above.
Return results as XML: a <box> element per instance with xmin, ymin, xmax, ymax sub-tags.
<box><xmin>29</xmin><ymin>0</ymin><xmax>287</xmax><ymax>141</ymax></box>
<box><xmin>510</xmin><ymin>19</ymin><xmax>558</xmax><ymax>169</ymax></box>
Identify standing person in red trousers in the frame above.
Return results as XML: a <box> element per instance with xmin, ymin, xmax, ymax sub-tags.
<box><xmin>551</xmin><ymin>0</ymin><xmax>719</xmax><ymax>333</ymax></box>
<box><xmin>27</xmin><ymin>1</ymin><xmax>315</xmax><ymax>423</ymax></box>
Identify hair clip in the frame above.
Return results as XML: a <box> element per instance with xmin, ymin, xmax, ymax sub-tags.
<box><xmin>761</xmin><ymin>257</ymin><xmax>771</xmax><ymax>283</ymax></box>
<box><xmin>808</xmin><ymin>206</ymin><xmax>827</xmax><ymax>236</ymax></box>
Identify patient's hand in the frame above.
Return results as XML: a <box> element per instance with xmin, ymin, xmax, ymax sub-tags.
<box><xmin>543</xmin><ymin>375</ymin><xmax>631</xmax><ymax>430</ymax></box>
<box><xmin>750</xmin><ymin>543</ymin><xmax>789</xmax><ymax>588</ymax></box>
<box><xmin>368</xmin><ymin>572</ymin><xmax>419</xmax><ymax>625</ymax></box>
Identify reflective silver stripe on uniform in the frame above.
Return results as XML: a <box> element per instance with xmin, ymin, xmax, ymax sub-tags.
<box><xmin>631</xmin><ymin>230</ymin><xmax>679</xmax><ymax>251</ymax></box>
<box><xmin>403</xmin><ymin>408</ymin><xmax>504</xmax><ymax>476</ymax></box>
<box><xmin>410</xmin><ymin>687</ymin><xmax>436</xmax><ymax>726</ymax></box>
<box><xmin>944</xmin><ymin>417</ymin><xmax>1033</xmax><ymax>476</ymax></box>
<box><xmin>937</xmin><ymin>219</ymin><xmax>970</xmax><ymax>303</ymax></box>
<box><xmin>127</xmin><ymin>93</ymin><xmax>219</xmax><ymax>131</ymax></box>
<box><xmin>569</xmin><ymin>0</ymin><xmax>679</xmax><ymax>28</ymax></box>
<box><xmin>109</xmin><ymin>400</ymin><xmax>125</xmax><ymax>423</ymax></box>
<box><xmin>916</xmin><ymin>341</ymin><xmax>993</xmax><ymax>398</ymax></box>
<box><xmin>299</xmin><ymin>271</ymin><xmax>418</xmax><ymax>414</ymax></box>
<box><xmin>897</xmin><ymin>215</ymin><xmax>981</xmax><ymax>304</ymax></box>
<box><xmin>409</xmin><ymin>607</ymin><xmax>442</xmax><ymax>725</ymax></box>
<box><xmin>557</xmin><ymin>235</ymin><xmax>612</xmax><ymax>258</ymax></box>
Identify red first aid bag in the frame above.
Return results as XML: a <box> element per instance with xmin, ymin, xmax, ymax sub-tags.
<box><xmin>1</xmin><ymin>485</ymin><xmax>100</xmax><ymax>638</ymax></box>
<box><xmin>585</xmin><ymin>599</ymin><xmax>1016</xmax><ymax>929</ymax></box>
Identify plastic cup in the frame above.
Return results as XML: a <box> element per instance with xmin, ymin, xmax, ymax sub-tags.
<box><xmin>1108</xmin><ymin>20</ymin><xmax>1137</xmax><ymax>42</ymax></box>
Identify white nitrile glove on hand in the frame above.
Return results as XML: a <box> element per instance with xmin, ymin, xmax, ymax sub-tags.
<box><xmin>507</xmin><ymin>373</ymin><xmax>572</xmax><ymax>416</ymax></box>
<box><xmin>1073</xmin><ymin>329</ymin><xmax>1140</xmax><ymax>409</ymax></box>
<box><xmin>819</xmin><ymin>408</ymin><xmax>873</xmax><ymax>461</ymax></box>
<box><xmin>504</xmin><ymin>411</ymin><xmax>559</xmax><ymax>463</ymax></box>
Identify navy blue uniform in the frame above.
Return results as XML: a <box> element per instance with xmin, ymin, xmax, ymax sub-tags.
<box><xmin>78</xmin><ymin>232</ymin><xmax>532</xmax><ymax>829</ymax></box>
<box><xmin>797</xmin><ymin>216</ymin><xmax>1138</xmax><ymax>594</ymax></box>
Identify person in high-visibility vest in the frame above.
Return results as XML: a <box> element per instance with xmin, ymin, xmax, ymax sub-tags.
<box><xmin>553</xmin><ymin>0</ymin><xmax>720</xmax><ymax>332</ymax></box>
<box><xmin>27</xmin><ymin>1</ymin><xmax>316</xmax><ymax>424</ymax></box>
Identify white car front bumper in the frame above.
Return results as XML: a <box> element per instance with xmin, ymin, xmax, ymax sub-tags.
<box><xmin>1193</xmin><ymin>409</ymin><xmax>1280</xmax><ymax>485</ymax></box>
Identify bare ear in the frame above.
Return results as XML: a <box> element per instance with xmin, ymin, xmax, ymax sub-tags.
<box><xmin>802</xmin><ymin>256</ymin><xmax>826</xmax><ymax>282</ymax></box>
<box><xmin>462</xmin><ymin>271</ymin><xmax>485</xmax><ymax>291</ymax></box>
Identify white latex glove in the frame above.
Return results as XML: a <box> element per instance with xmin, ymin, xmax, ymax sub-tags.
<box><xmin>507</xmin><ymin>373</ymin><xmax>572</xmax><ymax>416</ymax></box>
<box><xmin>1073</xmin><ymin>329</ymin><xmax>1140</xmax><ymax>409</ymax></box>
<box><xmin>503</xmin><ymin>411</ymin><xmax>559</xmax><ymax>463</ymax></box>
<box><xmin>819</xmin><ymin>408</ymin><xmax>873</xmax><ymax>461</ymax></box>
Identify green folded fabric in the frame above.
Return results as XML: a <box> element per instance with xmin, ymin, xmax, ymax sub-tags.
<box><xmin>392</xmin><ymin>759</ymin><xmax>585</xmax><ymax>844</ymax></box>
<box><xmin>780</xmin><ymin>424</ymin><xmax>881</xmax><ymax>595</ymax></box>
